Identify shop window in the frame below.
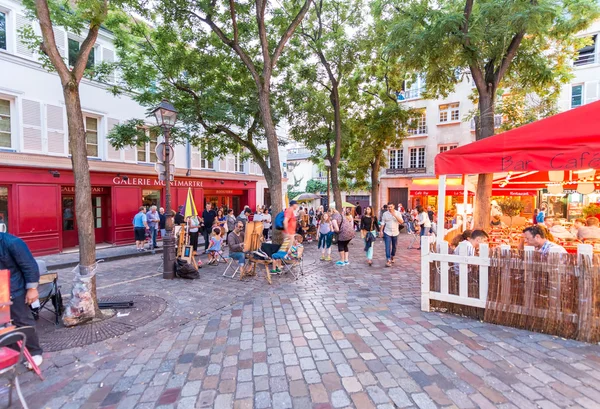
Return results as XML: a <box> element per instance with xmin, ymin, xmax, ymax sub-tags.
<box><xmin>0</xmin><ymin>98</ymin><xmax>11</xmax><ymax>148</ymax></box>
<box><xmin>571</xmin><ymin>84</ymin><xmax>583</xmax><ymax>108</ymax></box>
<box><xmin>93</xmin><ymin>196</ymin><xmax>102</xmax><ymax>228</ymax></box>
<box><xmin>138</xmin><ymin>128</ymin><xmax>158</xmax><ymax>163</ymax></box>
<box><xmin>68</xmin><ymin>38</ymin><xmax>95</xmax><ymax>69</ymax></box>
<box><xmin>62</xmin><ymin>196</ymin><xmax>75</xmax><ymax>231</ymax></box>
<box><xmin>85</xmin><ymin>116</ymin><xmax>99</xmax><ymax>157</ymax></box>
<box><xmin>389</xmin><ymin>149</ymin><xmax>403</xmax><ymax>169</ymax></box>
<box><xmin>0</xmin><ymin>11</ymin><xmax>6</xmax><ymax>51</ymax></box>
<box><xmin>142</xmin><ymin>189</ymin><xmax>161</xmax><ymax>209</ymax></box>
<box><xmin>0</xmin><ymin>186</ymin><xmax>8</xmax><ymax>232</ymax></box>
<box><xmin>439</xmin><ymin>102</ymin><xmax>460</xmax><ymax>123</ymax></box>
<box><xmin>439</xmin><ymin>144</ymin><xmax>458</xmax><ymax>154</ymax></box>
<box><xmin>409</xmin><ymin>147</ymin><xmax>425</xmax><ymax>168</ymax></box>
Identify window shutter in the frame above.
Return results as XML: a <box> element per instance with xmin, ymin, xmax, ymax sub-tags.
<box><xmin>106</xmin><ymin>118</ymin><xmax>121</xmax><ymax>160</ymax></box>
<box><xmin>585</xmin><ymin>82</ymin><xmax>598</xmax><ymax>104</ymax></box>
<box><xmin>219</xmin><ymin>158</ymin><xmax>226</xmax><ymax>171</ymax></box>
<box><xmin>53</xmin><ymin>27</ymin><xmax>66</xmax><ymax>59</ymax></box>
<box><xmin>191</xmin><ymin>150</ymin><xmax>200</xmax><ymax>168</ymax></box>
<box><xmin>16</xmin><ymin>14</ymin><xmax>33</xmax><ymax>58</ymax></box>
<box><xmin>22</xmin><ymin>100</ymin><xmax>42</xmax><ymax>152</ymax></box>
<box><xmin>102</xmin><ymin>48</ymin><xmax>116</xmax><ymax>83</ymax></box>
<box><xmin>227</xmin><ymin>156</ymin><xmax>235</xmax><ymax>172</ymax></box>
<box><xmin>46</xmin><ymin>104</ymin><xmax>65</xmax><ymax>154</ymax></box>
<box><xmin>123</xmin><ymin>144</ymin><xmax>136</xmax><ymax>162</ymax></box>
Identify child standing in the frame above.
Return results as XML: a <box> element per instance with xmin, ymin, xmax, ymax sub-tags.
<box><xmin>317</xmin><ymin>212</ymin><xmax>333</xmax><ymax>261</ymax></box>
<box><xmin>206</xmin><ymin>227</ymin><xmax>223</xmax><ymax>265</ymax></box>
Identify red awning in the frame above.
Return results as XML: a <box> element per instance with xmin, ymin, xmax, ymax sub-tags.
<box><xmin>411</xmin><ymin>189</ymin><xmax>474</xmax><ymax>197</ymax></box>
<box><xmin>435</xmin><ymin>101</ymin><xmax>600</xmax><ymax>175</ymax></box>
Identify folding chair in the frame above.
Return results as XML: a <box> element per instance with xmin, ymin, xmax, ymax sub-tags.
<box><xmin>0</xmin><ymin>330</ymin><xmax>29</xmax><ymax>409</ymax></box>
<box><xmin>223</xmin><ymin>257</ymin><xmax>242</xmax><ymax>278</ymax></box>
<box><xmin>281</xmin><ymin>246</ymin><xmax>304</xmax><ymax>280</ymax></box>
<box><xmin>31</xmin><ymin>260</ymin><xmax>63</xmax><ymax>326</ymax></box>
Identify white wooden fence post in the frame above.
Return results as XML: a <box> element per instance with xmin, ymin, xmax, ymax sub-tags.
<box><xmin>479</xmin><ymin>243</ymin><xmax>489</xmax><ymax>303</ymax></box>
<box><xmin>458</xmin><ymin>241</ymin><xmax>469</xmax><ymax>298</ymax></box>
<box><xmin>439</xmin><ymin>240</ymin><xmax>449</xmax><ymax>297</ymax></box>
<box><xmin>421</xmin><ymin>236</ymin><xmax>431</xmax><ymax>312</ymax></box>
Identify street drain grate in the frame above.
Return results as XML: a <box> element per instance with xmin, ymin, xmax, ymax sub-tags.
<box><xmin>37</xmin><ymin>295</ymin><xmax>167</xmax><ymax>352</ymax></box>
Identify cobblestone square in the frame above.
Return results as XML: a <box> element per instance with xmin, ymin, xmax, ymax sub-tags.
<box><xmin>13</xmin><ymin>236</ymin><xmax>600</xmax><ymax>408</ymax></box>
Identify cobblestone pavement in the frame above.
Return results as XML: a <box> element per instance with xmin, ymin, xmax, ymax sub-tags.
<box><xmin>14</xmin><ymin>235</ymin><xmax>600</xmax><ymax>409</ymax></box>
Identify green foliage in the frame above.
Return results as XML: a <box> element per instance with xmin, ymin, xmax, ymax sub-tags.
<box><xmin>306</xmin><ymin>179</ymin><xmax>327</xmax><ymax>194</ymax></box>
<box><xmin>497</xmin><ymin>198</ymin><xmax>525</xmax><ymax>218</ymax></box>
<box><xmin>583</xmin><ymin>203</ymin><xmax>600</xmax><ymax>218</ymax></box>
<box><xmin>287</xmin><ymin>188</ymin><xmax>303</xmax><ymax>200</ymax></box>
<box><xmin>380</xmin><ymin>0</ymin><xmax>600</xmax><ymax>105</ymax></box>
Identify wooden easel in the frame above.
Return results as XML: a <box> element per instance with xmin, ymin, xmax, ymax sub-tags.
<box><xmin>241</xmin><ymin>222</ymin><xmax>272</xmax><ymax>284</ymax></box>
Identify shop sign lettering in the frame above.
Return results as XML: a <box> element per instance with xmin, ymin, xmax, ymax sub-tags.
<box><xmin>112</xmin><ymin>177</ymin><xmax>203</xmax><ymax>187</ymax></box>
<box><xmin>501</xmin><ymin>152</ymin><xmax>600</xmax><ymax>171</ymax></box>
<box><xmin>62</xmin><ymin>186</ymin><xmax>106</xmax><ymax>194</ymax></box>
<box><xmin>215</xmin><ymin>190</ymin><xmax>233</xmax><ymax>194</ymax></box>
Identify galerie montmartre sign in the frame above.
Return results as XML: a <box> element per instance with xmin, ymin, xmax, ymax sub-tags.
<box><xmin>112</xmin><ymin>177</ymin><xmax>203</xmax><ymax>188</ymax></box>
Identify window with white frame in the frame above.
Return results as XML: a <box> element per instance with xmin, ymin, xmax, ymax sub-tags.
<box><xmin>0</xmin><ymin>99</ymin><xmax>11</xmax><ymax>148</ymax></box>
<box><xmin>571</xmin><ymin>84</ymin><xmax>583</xmax><ymax>108</ymax></box>
<box><xmin>85</xmin><ymin>116</ymin><xmax>99</xmax><ymax>157</ymax></box>
<box><xmin>68</xmin><ymin>38</ymin><xmax>95</xmax><ymax>69</ymax></box>
<box><xmin>439</xmin><ymin>144</ymin><xmax>458</xmax><ymax>154</ymax></box>
<box><xmin>439</xmin><ymin>102</ymin><xmax>460</xmax><ymax>123</ymax></box>
<box><xmin>137</xmin><ymin>128</ymin><xmax>158</xmax><ymax>163</ymax></box>
<box><xmin>0</xmin><ymin>11</ymin><xmax>7</xmax><ymax>51</ymax></box>
<box><xmin>234</xmin><ymin>154</ymin><xmax>244</xmax><ymax>173</ymax></box>
<box><xmin>575</xmin><ymin>35</ymin><xmax>596</xmax><ymax>66</ymax></box>
<box><xmin>409</xmin><ymin>147</ymin><xmax>425</xmax><ymax>168</ymax></box>
<box><xmin>403</xmin><ymin>75</ymin><xmax>426</xmax><ymax>100</ymax></box>
<box><xmin>389</xmin><ymin>149</ymin><xmax>403</xmax><ymax>169</ymax></box>
<box><xmin>407</xmin><ymin>110</ymin><xmax>427</xmax><ymax>135</ymax></box>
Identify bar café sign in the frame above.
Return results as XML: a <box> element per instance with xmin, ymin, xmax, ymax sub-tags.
<box><xmin>112</xmin><ymin>177</ymin><xmax>203</xmax><ymax>188</ymax></box>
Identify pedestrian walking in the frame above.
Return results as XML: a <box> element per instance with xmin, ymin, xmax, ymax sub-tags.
<box><xmin>261</xmin><ymin>207</ymin><xmax>272</xmax><ymax>240</ymax></box>
<box><xmin>133</xmin><ymin>206</ymin><xmax>148</xmax><ymax>251</ymax></box>
<box><xmin>360</xmin><ymin>206</ymin><xmax>379</xmax><ymax>266</ymax></box>
<box><xmin>159</xmin><ymin>207</ymin><xmax>166</xmax><ymax>239</ymax></box>
<box><xmin>416</xmin><ymin>205</ymin><xmax>432</xmax><ymax>250</ymax></box>
<box><xmin>317</xmin><ymin>212</ymin><xmax>333</xmax><ymax>261</ymax></box>
<box><xmin>380</xmin><ymin>203</ymin><xmax>404</xmax><ymax>267</ymax></box>
<box><xmin>332</xmin><ymin>208</ymin><xmax>355</xmax><ymax>266</ymax></box>
<box><xmin>1</xmin><ymin>232</ymin><xmax>44</xmax><ymax>367</ymax></box>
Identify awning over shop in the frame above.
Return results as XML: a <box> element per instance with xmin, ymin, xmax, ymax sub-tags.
<box><xmin>411</xmin><ymin>189</ymin><xmax>474</xmax><ymax>197</ymax></box>
<box><xmin>435</xmin><ymin>100</ymin><xmax>600</xmax><ymax>176</ymax></box>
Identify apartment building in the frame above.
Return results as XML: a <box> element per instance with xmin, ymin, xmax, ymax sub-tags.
<box><xmin>380</xmin><ymin>21</ymin><xmax>600</xmax><ymax>212</ymax></box>
<box><xmin>0</xmin><ymin>0</ymin><xmax>277</xmax><ymax>255</ymax></box>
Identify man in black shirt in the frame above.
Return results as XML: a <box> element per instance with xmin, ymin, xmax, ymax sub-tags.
<box><xmin>202</xmin><ymin>203</ymin><xmax>217</xmax><ymax>252</ymax></box>
<box><xmin>174</xmin><ymin>205</ymin><xmax>185</xmax><ymax>225</ymax></box>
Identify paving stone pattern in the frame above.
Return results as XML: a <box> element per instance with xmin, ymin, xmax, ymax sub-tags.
<box><xmin>15</xmin><ymin>235</ymin><xmax>600</xmax><ymax>408</ymax></box>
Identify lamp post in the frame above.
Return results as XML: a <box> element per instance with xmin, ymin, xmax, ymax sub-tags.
<box><xmin>151</xmin><ymin>100</ymin><xmax>178</xmax><ymax>279</ymax></box>
<box><xmin>324</xmin><ymin>158</ymin><xmax>331</xmax><ymax>211</ymax></box>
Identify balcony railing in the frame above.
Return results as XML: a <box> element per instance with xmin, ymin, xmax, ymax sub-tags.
<box><xmin>386</xmin><ymin>167</ymin><xmax>427</xmax><ymax>175</ymax></box>
<box><xmin>406</xmin><ymin>125</ymin><xmax>428</xmax><ymax>136</ymax></box>
<box><xmin>574</xmin><ymin>53</ymin><xmax>595</xmax><ymax>67</ymax></box>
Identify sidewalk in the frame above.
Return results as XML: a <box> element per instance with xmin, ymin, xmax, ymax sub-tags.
<box><xmin>37</xmin><ymin>237</ymin><xmax>207</xmax><ymax>270</ymax></box>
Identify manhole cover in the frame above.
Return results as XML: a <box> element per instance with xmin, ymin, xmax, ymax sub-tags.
<box><xmin>37</xmin><ymin>295</ymin><xmax>167</xmax><ymax>352</ymax></box>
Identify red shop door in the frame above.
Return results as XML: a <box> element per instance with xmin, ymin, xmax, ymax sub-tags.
<box><xmin>62</xmin><ymin>194</ymin><xmax>109</xmax><ymax>248</ymax></box>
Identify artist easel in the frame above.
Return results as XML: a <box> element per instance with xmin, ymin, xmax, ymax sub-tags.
<box><xmin>242</xmin><ymin>222</ymin><xmax>272</xmax><ymax>284</ymax></box>
<box><xmin>0</xmin><ymin>270</ymin><xmax>43</xmax><ymax>380</ymax></box>
<box><xmin>176</xmin><ymin>224</ymin><xmax>199</xmax><ymax>270</ymax></box>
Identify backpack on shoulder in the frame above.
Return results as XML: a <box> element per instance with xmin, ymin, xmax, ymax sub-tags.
<box><xmin>274</xmin><ymin>211</ymin><xmax>285</xmax><ymax>230</ymax></box>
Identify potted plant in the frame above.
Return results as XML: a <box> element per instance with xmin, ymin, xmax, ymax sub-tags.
<box><xmin>582</xmin><ymin>203</ymin><xmax>600</xmax><ymax>219</ymax></box>
<box><xmin>497</xmin><ymin>198</ymin><xmax>525</xmax><ymax>229</ymax></box>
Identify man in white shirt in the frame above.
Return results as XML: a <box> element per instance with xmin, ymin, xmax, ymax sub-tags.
<box><xmin>544</xmin><ymin>216</ymin><xmax>575</xmax><ymax>240</ymax></box>
<box><xmin>523</xmin><ymin>225</ymin><xmax>567</xmax><ymax>255</ymax></box>
<box><xmin>380</xmin><ymin>203</ymin><xmax>404</xmax><ymax>267</ymax></box>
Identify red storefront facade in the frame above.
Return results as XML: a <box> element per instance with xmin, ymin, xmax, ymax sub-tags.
<box><xmin>0</xmin><ymin>166</ymin><xmax>257</xmax><ymax>255</ymax></box>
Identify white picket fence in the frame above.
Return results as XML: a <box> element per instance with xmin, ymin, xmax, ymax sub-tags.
<box><xmin>420</xmin><ymin>237</ymin><xmax>595</xmax><ymax>312</ymax></box>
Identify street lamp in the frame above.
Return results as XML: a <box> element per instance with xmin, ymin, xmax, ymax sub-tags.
<box><xmin>151</xmin><ymin>100</ymin><xmax>178</xmax><ymax>279</ymax></box>
<box><xmin>324</xmin><ymin>158</ymin><xmax>331</xmax><ymax>211</ymax></box>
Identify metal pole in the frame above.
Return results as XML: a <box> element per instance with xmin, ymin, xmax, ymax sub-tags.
<box><xmin>326</xmin><ymin>167</ymin><xmax>330</xmax><ymax>210</ymax></box>
<box><xmin>162</xmin><ymin>127</ymin><xmax>175</xmax><ymax>279</ymax></box>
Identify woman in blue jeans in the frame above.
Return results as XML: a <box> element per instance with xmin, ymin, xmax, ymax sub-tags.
<box><xmin>360</xmin><ymin>207</ymin><xmax>379</xmax><ymax>266</ymax></box>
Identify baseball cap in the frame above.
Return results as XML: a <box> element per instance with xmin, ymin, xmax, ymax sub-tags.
<box><xmin>290</xmin><ymin>200</ymin><xmax>297</xmax><ymax>205</ymax></box>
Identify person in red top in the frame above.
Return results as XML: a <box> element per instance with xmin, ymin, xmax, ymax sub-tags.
<box><xmin>284</xmin><ymin>200</ymin><xmax>299</xmax><ymax>236</ymax></box>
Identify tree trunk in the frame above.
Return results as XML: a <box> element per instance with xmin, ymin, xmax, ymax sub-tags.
<box><xmin>473</xmin><ymin>91</ymin><xmax>496</xmax><ymax>230</ymax></box>
<box><xmin>371</xmin><ymin>155</ymin><xmax>381</xmax><ymax>214</ymax></box>
<box><xmin>330</xmin><ymin>84</ymin><xmax>343</xmax><ymax>210</ymax></box>
<box><xmin>64</xmin><ymin>85</ymin><xmax>101</xmax><ymax>317</ymax></box>
<box><xmin>257</xmin><ymin>83</ymin><xmax>285</xmax><ymax>243</ymax></box>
